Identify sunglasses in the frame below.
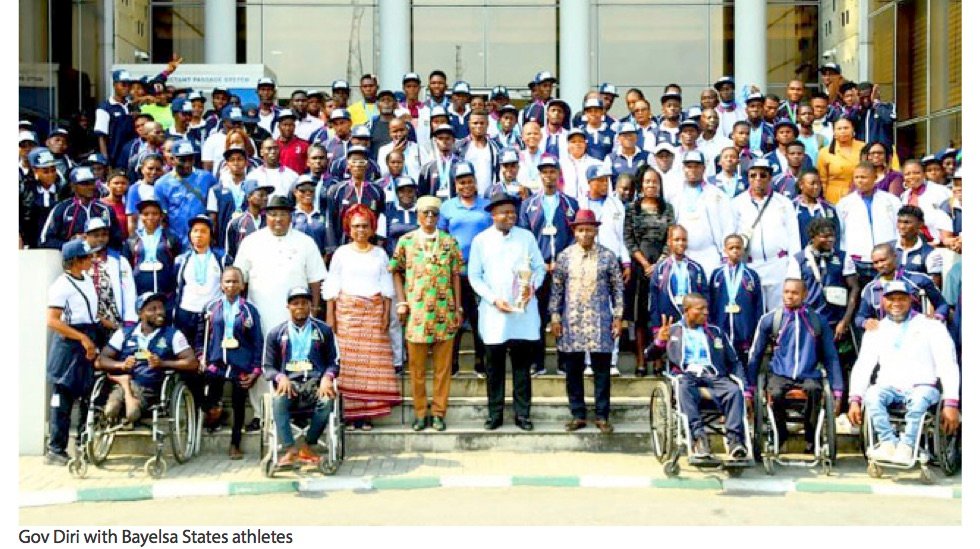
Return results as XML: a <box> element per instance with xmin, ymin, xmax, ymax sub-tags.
<box><xmin>420</xmin><ymin>210</ymin><xmax>439</xmax><ymax>218</ymax></box>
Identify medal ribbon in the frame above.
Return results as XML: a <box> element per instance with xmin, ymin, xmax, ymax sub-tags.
<box><xmin>288</xmin><ymin>320</ymin><xmax>313</xmax><ymax>362</ymax></box>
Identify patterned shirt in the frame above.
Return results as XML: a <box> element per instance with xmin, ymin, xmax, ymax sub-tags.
<box><xmin>389</xmin><ymin>229</ymin><xmax>464</xmax><ymax>344</ymax></box>
<box><xmin>549</xmin><ymin>243</ymin><xmax>624</xmax><ymax>353</ymax></box>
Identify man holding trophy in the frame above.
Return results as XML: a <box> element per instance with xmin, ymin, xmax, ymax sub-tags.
<box><xmin>468</xmin><ymin>192</ymin><xmax>547</xmax><ymax>431</ymax></box>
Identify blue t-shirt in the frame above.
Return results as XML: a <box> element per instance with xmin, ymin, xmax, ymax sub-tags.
<box><xmin>154</xmin><ymin>169</ymin><xmax>217</xmax><ymax>247</ymax></box>
<box><xmin>437</xmin><ymin>196</ymin><xmax>492</xmax><ymax>267</ymax></box>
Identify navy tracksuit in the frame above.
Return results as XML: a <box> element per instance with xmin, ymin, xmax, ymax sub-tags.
<box><xmin>791</xmin><ymin>247</ymin><xmax>850</xmax><ymax>327</ymax></box>
<box><xmin>648</xmin><ymin>256</ymin><xmax>709</xmax><ymax>326</ymax></box>
<box><xmin>708</xmin><ymin>263</ymin><xmax>765</xmax><ymax>357</ymax></box>
<box><xmin>856</xmin><ymin>271</ymin><xmax>948</xmax><ymax>329</ymax></box>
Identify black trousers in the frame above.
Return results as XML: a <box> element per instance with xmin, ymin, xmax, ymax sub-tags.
<box><xmin>452</xmin><ymin>276</ymin><xmax>486</xmax><ymax>374</ymax></box>
<box><xmin>204</xmin><ymin>373</ymin><xmax>249</xmax><ymax>447</ymax></box>
<box><xmin>531</xmin><ymin>273</ymin><xmax>553</xmax><ymax>371</ymax></box>
<box><xmin>174</xmin><ymin>308</ymin><xmax>208</xmax><ymax>410</ymax></box>
<box><xmin>485</xmin><ymin>339</ymin><xmax>534</xmax><ymax>421</ymax></box>
<box><xmin>48</xmin><ymin>383</ymin><xmax>88</xmax><ymax>455</ymax></box>
<box><xmin>767</xmin><ymin>374</ymin><xmax>823</xmax><ymax>445</ymax></box>
<box><xmin>562</xmin><ymin>352</ymin><xmax>611</xmax><ymax>420</ymax></box>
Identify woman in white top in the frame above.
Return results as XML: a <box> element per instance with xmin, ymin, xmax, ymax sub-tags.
<box><xmin>173</xmin><ymin>215</ymin><xmax>225</xmax><ymax>353</ymax></box>
<box><xmin>323</xmin><ymin>204</ymin><xmax>400</xmax><ymax>429</ymax></box>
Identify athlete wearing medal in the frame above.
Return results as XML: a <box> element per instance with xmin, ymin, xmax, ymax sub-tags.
<box><xmin>124</xmin><ymin>197</ymin><xmax>182</xmax><ymax>300</ymax></box>
<box><xmin>263</xmin><ymin>286</ymin><xmax>339</xmax><ymax>468</ymax></box>
<box><xmin>708</xmin><ymin>234</ymin><xmax>764</xmax><ymax>366</ymax></box>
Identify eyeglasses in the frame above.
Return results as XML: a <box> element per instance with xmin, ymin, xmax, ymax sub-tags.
<box><xmin>420</xmin><ymin>210</ymin><xmax>439</xmax><ymax>218</ymax></box>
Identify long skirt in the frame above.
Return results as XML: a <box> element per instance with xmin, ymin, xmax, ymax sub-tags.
<box><xmin>335</xmin><ymin>293</ymin><xmax>401</xmax><ymax>420</ymax></box>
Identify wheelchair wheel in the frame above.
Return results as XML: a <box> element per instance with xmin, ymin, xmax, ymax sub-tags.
<box><xmin>262</xmin><ymin>457</ymin><xmax>276</xmax><ymax>479</ymax></box>
<box><xmin>663</xmin><ymin>460</ymin><xmax>680</xmax><ymax>478</ymax></box>
<box><xmin>867</xmin><ymin>462</ymin><xmax>883</xmax><ymax>478</ymax></box>
<box><xmin>334</xmin><ymin>394</ymin><xmax>346</xmax><ymax>461</ymax></box>
<box><xmin>752</xmin><ymin>387</ymin><xmax>767</xmax><ymax>462</ymax></box>
<box><xmin>67</xmin><ymin>457</ymin><xmax>88</xmax><ymax>479</ymax></box>
<box><xmin>763</xmin><ymin>456</ymin><xmax>775</xmax><ymax>476</ymax></box>
<box><xmin>932</xmin><ymin>412</ymin><xmax>960</xmax><ymax>476</ymax></box>
<box><xmin>259</xmin><ymin>394</ymin><xmax>274</xmax><ymax>460</ymax></box>
<box><xmin>169</xmin><ymin>380</ymin><xmax>197</xmax><ymax>464</ymax></box>
<box><xmin>919</xmin><ymin>466</ymin><xmax>936</xmax><ymax>485</ymax></box>
<box><xmin>820</xmin><ymin>379</ymin><xmax>837</xmax><ymax>464</ymax></box>
<box><xmin>648</xmin><ymin>378</ymin><xmax>673</xmax><ymax>463</ymax></box>
<box><xmin>85</xmin><ymin>409</ymin><xmax>115</xmax><ymax>466</ymax></box>
<box><xmin>145</xmin><ymin>456</ymin><xmax>167</xmax><ymax>478</ymax></box>
<box><xmin>726</xmin><ymin>466</ymin><xmax>743</xmax><ymax>478</ymax></box>
<box><xmin>318</xmin><ymin>455</ymin><xmax>339</xmax><ymax>476</ymax></box>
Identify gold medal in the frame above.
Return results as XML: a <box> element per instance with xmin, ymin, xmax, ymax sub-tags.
<box><xmin>725</xmin><ymin>304</ymin><xmax>741</xmax><ymax>314</ymax></box>
<box><xmin>221</xmin><ymin>337</ymin><xmax>239</xmax><ymax>349</ymax></box>
<box><xmin>135</xmin><ymin>350</ymin><xmax>150</xmax><ymax>360</ymax></box>
<box><xmin>285</xmin><ymin>360</ymin><xmax>313</xmax><ymax>372</ymax></box>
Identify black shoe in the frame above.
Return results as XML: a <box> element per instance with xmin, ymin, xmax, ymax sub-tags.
<box><xmin>515</xmin><ymin>417</ymin><xmax>534</xmax><ymax>431</ymax></box>
<box><xmin>484</xmin><ymin>417</ymin><xmax>503</xmax><ymax>431</ymax></box>
<box><xmin>245</xmin><ymin>417</ymin><xmax>261</xmax><ymax>432</ymax></box>
<box><xmin>804</xmin><ymin>442</ymin><xmax>816</xmax><ymax>455</ymax></box>
<box><xmin>531</xmin><ymin>367</ymin><xmax>547</xmax><ymax>377</ymax></box>
<box><xmin>394</xmin><ymin>366</ymin><xmax>405</xmax><ymax>376</ymax></box>
<box><xmin>411</xmin><ymin>418</ymin><xmax>427</xmax><ymax>432</ymax></box>
<box><xmin>729</xmin><ymin>442</ymin><xmax>748</xmax><ymax>460</ymax></box>
<box><xmin>44</xmin><ymin>451</ymin><xmax>70</xmax><ymax>466</ymax></box>
<box><xmin>431</xmin><ymin>416</ymin><xmax>447</xmax><ymax>431</ymax></box>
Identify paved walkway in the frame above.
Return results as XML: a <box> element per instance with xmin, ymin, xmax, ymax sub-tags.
<box><xmin>19</xmin><ymin>451</ymin><xmax>961</xmax><ymax>507</ymax></box>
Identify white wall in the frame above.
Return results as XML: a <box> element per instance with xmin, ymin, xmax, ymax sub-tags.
<box><xmin>19</xmin><ymin>250</ymin><xmax>63</xmax><ymax>456</ymax></box>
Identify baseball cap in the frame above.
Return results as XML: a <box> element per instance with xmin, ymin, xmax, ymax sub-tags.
<box><xmin>346</xmin><ymin>144</ymin><xmax>370</xmax><ymax>158</ymax></box>
<box><xmin>499</xmin><ymin>104</ymin><xmax>519</xmax><ymax>117</ymax></box>
<box><xmin>222</xmin><ymin>106</ymin><xmax>245</xmax><ymax>122</ymax></box>
<box><xmin>84</xmin><ymin>217</ymin><xmax>108</xmax><ymax>233</ymax></box>
<box><xmin>429</xmin><ymin>106</ymin><xmax>449</xmax><ymax>119</ymax></box>
<box><xmin>679</xmin><ymin>119</ymin><xmax>700</xmax><ymax>132</ymax></box>
<box><xmin>652</xmin><ymin>141</ymin><xmax>675</xmax><ymax>155</ymax></box>
<box><xmin>277</xmin><ymin>109</ymin><xmax>298</xmax><ymax>121</ymax></box>
<box><xmin>377</xmin><ymin>89</ymin><xmax>396</xmax><ymax>100</ymax></box>
<box><xmin>402</xmin><ymin>72</ymin><xmax>422</xmax><ymax>84</ymax></box>
<box><xmin>567</xmin><ymin>127</ymin><xmax>587</xmax><ymax>140</ymax></box>
<box><xmin>242</xmin><ymin>179</ymin><xmax>275</xmax><ymax>197</ymax></box>
<box><xmin>713</xmin><ymin>76</ymin><xmax>735</xmax><ymax>90</ymax></box>
<box><xmin>432</xmin><ymin>123</ymin><xmax>455</xmax><ymax>137</ymax></box>
<box><xmin>256</xmin><ymin>77</ymin><xmax>276</xmax><ymax>88</ymax></box>
<box><xmin>85</xmin><ymin>153</ymin><xmax>108</xmax><ymax>166</ymax></box>
<box><xmin>882</xmin><ymin>280</ymin><xmax>912</xmax><ymax>296</ymax></box>
<box><xmin>136</xmin><ymin>292</ymin><xmax>167</xmax><ymax>312</ymax></box>
<box><xmin>287</xmin><ymin>286</ymin><xmax>313</xmax><ymax>302</ymax></box>
<box><xmin>681</xmin><ymin>151</ymin><xmax>705</xmax><ymax>165</ymax></box>
<box><xmin>599</xmin><ymin>83</ymin><xmax>618</xmax><ymax>97</ymax></box>
<box><xmin>290</xmin><ymin>174</ymin><xmax>316</xmax><ymax>193</ymax></box>
<box><xmin>394</xmin><ymin>176</ymin><xmax>416</xmax><ymax>189</ymax></box>
<box><xmin>660</xmin><ymin>92</ymin><xmax>682</xmax><ymax>104</ymax></box>
<box><xmin>745</xmin><ymin>92</ymin><xmax>765</xmax><ymax>104</ymax></box>
<box><xmin>453</xmin><ymin>162</ymin><xmax>475</xmax><ymax>179</ymax></box>
<box><xmin>172</xmin><ymin>140</ymin><xmax>196</xmax><ymax>157</ymax></box>
<box><xmin>19</xmin><ymin>131</ymin><xmax>38</xmax><ymax>144</ymax></box>
<box><xmin>112</xmin><ymin>69</ymin><xmax>134</xmax><ymax>83</ymax></box>
<box><xmin>617</xmin><ymin>122</ymin><xmax>638</xmax><ymax>135</ymax></box>
<box><xmin>586</xmin><ymin>165</ymin><xmax>612</xmax><ymax>180</ymax></box>
<box><xmin>70</xmin><ymin>167</ymin><xmax>97</xmax><ymax>184</ymax></box>
<box><xmin>188</xmin><ymin>91</ymin><xmax>205</xmax><ymax>102</ymax></box>
<box><xmin>61</xmin><ymin>240</ymin><xmax>98</xmax><ymax>261</ymax></box>
<box><xmin>222</xmin><ymin>145</ymin><xmax>248</xmax><ymax>160</ymax></box>
<box><xmin>351</xmin><ymin>126</ymin><xmax>371</xmax><ymax>139</ymax></box>
<box><xmin>452</xmin><ymin>81</ymin><xmax>471</xmax><ymax>95</ymax></box>
<box><xmin>187</xmin><ymin>214</ymin><xmax>214</xmax><ymax>234</ymax></box>
<box><xmin>536</xmin><ymin>154</ymin><xmax>559</xmax><ymax>170</ymax></box>
<box><xmin>329</xmin><ymin>108</ymin><xmax>351</xmax><ymax>121</ymax></box>
<box><xmin>748</xmin><ymin>158</ymin><xmax>774</xmax><ymax>172</ymax></box>
<box><xmin>583</xmin><ymin>97</ymin><xmax>604</xmax><ymax>110</ymax></box>
<box><xmin>529</xmin><ymin>70</ymin><xmax>557</xmax><ymax>88</ymax></box>
<box><xmin>332</xmin><ymin>80</ymin><xmax>351</xmax><ymax>91</ymax></box>
<box><xmin>818</xmin><ymin>62</ymin><xmax>842</xmax><ymax>75</ymax></box>
<box><xmin>773</xmin><ymin>118</ymin><xmax>798</xmax><ymax>134</ymax></box>
<box><xmin>491</xmin><ymin>86</ymin><xmax>509</xmax><ymax>99</ymax></box>
<box><xmin>499</xmin><ymin>148</ymin><xmax>519</xmax><ymax>165</ymax></box>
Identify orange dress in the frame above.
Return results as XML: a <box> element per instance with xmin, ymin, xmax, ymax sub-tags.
<box><xmin>817</xmin><ymin>140</ymin><xmax>865</xmax><ymax>205</ymax></box>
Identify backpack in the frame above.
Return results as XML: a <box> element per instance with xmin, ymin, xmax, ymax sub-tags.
<box><xmin>770</xmin><ymin>307</ymin><xmax>822</xmax><ymax>347</ymax></box>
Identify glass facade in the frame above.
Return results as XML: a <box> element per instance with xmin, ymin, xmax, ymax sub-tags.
<box><xmin>872</xmin><ymin>0</ymin><xmax>960</xmax><ymax>157</ymax></box>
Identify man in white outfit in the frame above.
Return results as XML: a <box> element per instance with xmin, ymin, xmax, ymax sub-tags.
<box><xmin>665</xmin><ymin>150</ymin><xmax>734</xmax><ymax>276</ymax></box>
<box><xmin>731</xmin><ymin>158</ymin><xmax>801</xmax><ymax>310</ymax></box>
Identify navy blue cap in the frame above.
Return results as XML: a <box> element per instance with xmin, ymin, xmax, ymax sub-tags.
<box><xmin>277</xmin><ymin>109</ymin><xmax>298</xmax><ymax>121</ymax></box>
<box><xmin>599</xmin><ymin>83</ymin><xmax>618</xmax><ymax>97</ymax></box>
<box><xmin>745</xmin><ymin>92</ymin><xmax>765</xmax><ymax>104</ymax></box>
<box><xmin>537</xmin><ymin>154</ymin><xmax>559</xmax><ymax>170</ymax></box>
<box><xmin>567</xmin><ymin>127</ymin><xmax>587</xmax><ymax>140</ymax></box>
<box><xmin>586</xmin><ymin>165</ymin><xmax>612</xmax><ymax>180</ymax></box>
<box><xmin>713</xmin><ymin>76</ymin><xmax>735</xmax><ymax>90</ymax></box>
<box><xmin>222</xmin><ymin>105</ymin><xmax>245</xmax><ymax>122</ymax></box>
<box><xmin>678</xmin><ymin>119</ymin><xmax>700</xmax><ymax>132</ymax></box>
<box><xmin>256</xmin><ymin>77</ymin><xmax>276</xmax><ymax>88</ymax></box>
<box><xmin>84</xmin><ymin>217</ymin><xmax>108</xmax><ymax>233</ymax></box>
<box><xmin>818</xmin><ymin>62</ymin><xmax>842</xmax><ymax>75</ymax></box>
<box><xmin>748</xmin><ymin>158</ymin><xmax>774</xmax><ymax>172</ymax></box>
<box><xmin>136</xmin><ymin>292</ymin><xmax>167</xmax><ymax>312</ymax></box>
<box><xmin>432</xmin><ymin>123</ymin><xmax>455</xmax><ymax>137</ymax></box>
<box><xmin>377</xmin><ymin>89</ymin><xmax>396</xmax><ymax>100</ymax></box>
<box><xmin>882</xmin><ymin>280</ymin><xmax>912</xmax><ymax>296</ymax></box>
<box><xmin>61</xmin><ymin>240</ymin><xmax>98</xmax><ymax>261</ymax></box>
<box><xmin>70</xmin><ymin>167</ymin><xmax>97</xmax><ymax>184</ymax></box>
<box><xmin>187</xmin><ymin>91</ymin><xmax>205</xmax><ymax>102</ymax></box>
<box><xmin>172</xmin><ymin>140</ymin><xmax>196</xmax><ymax>157</ymax></box>
<box><xmin>29</xmin><ymin>147</ymin><xmax>57</xmax><ymax>168</ymax></box>
<box><xmin>346</xmin><ymin>144</ymin><xmax>370</xmax><ymax>158</ymax></box>
<box><xmin>223</xmin><ymin>145</ymin><xmax>248</xmax><ymax>160</ymax></box>
<box><xmin>491</xmin><ymin>86</ymin><xmax>509</xmax><ymax>99</ymax></box>
<box><xmin>287</xmin><ymin>286</ymin><xmax>313</xmax><ymax>302</ymax></box>
<box><xmin>351</xmin><ymin>125</ymin><xmax>371</xmax><ymax>139</ymax></box>
<box><xmin>112</xmin><ymin>69</ymin><xmax>134</xmax><ymax>83</ymax></box>
<box><xmin>170</xmin><ymin>97</ymin><xmax>186</xmax><ymax>114</ymax></box>
<box><xmin>85</xmin><ymin>153</ymin><xmax>108</xmax><ymax>166</ymax></box>
<box><xmin>660</xmin><ymin>92</ymin><xmax>682</xmax><ymax>104</ymax></box>
<box><xmin>329</xmin><ymin>108</ymin><xmax>351</xmax><ymax>121</ymax></box>
<box><xmin>617</xmin><ymin>121</ymin><xmax>638</xmax><ymax>134</ymax></box>
<box><xmin>499</xmin><ymin>104</ymin><xmax>519</xmax><ymax>116</ymax></box>
<box><xmin>50</xmin><ymin>127</ymin><xmax>69</xmax><ymax>138</ymax></box>
<box><xmin>242</xmin><ymin>179</ymin><xmax>275</xmax><ymax>197</ymax></box>
<box><xmin>402</xmin><ymin>72</ymin><xmax>422</xmax><ymax>84</ymax></box>
<box><xmin>499</xmin><ymin>148</ymin><xmax>520</xmax><ymax>165</ymax></box>
<box><xmin>529</xmin><ymin>70</ymin><xmax>557</xmax><ymax>88</ymax></box>
<box><xmin>136</xmin><ymin>197</ymin><xmax>162</xmax><ymax>211</ymax></box>
<box><xmin>773</xmin><ymin>118</ymin><xmax>799</xmax><ymax>134</ymax></box>
<box><xmin>429</xmin><ymin>106</ymin><xmax>449</xmax><ymax>119</ymax></box>
<box><xmin>212</xmin><ymin>86</ymin><xmax>230</xmax><ymax>96</ymax></box>
<box><xmin>187</xmin><ymin>214</ymin><xmax>214</xmax><ymax>234</ymax></box>
<box><xmin>332</xmin><ymin>80</ymin><xmax>351</xmax><ymax>91</ymax></box>
<box><xmin>451</xmin><ymin>81</ymin><xmax>471</xmax><ymax>95</ymax></box>
<box><xmin>938</xmin><ymin>147</ymin><xmax>958</xmax><ymax>161</ymax></box>
<box><xmin>395</xmin><ymin>176</ymin><xmax>416</xmax><ymax>189</ymax></box>
<box><xmin>921</xmin><ymin>154</ymin><xmax>940</xmax><ymax>166</ymax></box>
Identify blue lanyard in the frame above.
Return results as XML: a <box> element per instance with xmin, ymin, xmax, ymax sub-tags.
<box><xmin>683</xmin><ymin>183</ymin><xmax>703</xmax><ymax>213</ymax></box>
<box><xmin>134</xmin><ymin>328</ymin><xmax>150</xmax><ymax>351</ymax></box>
<box><xmin>288</xmin><ymin>320</ymin><xmax>313</xmax><ymax>361</ymax></box>
<box><xmin>749</xmin><ymin>123</ymin><xmax>763</xmax><ymax>151</ymax></box>
<box><xmin>541</xmin><ymin>194</ymin><xmax>559</xmax><ymax>227</ymax></box>
<box><xmin>682</xmin><ymin>327</ymin><xmax>710</xmax><ymax>364</ymax></box>
<box><xmin>192</xmin><ymin>251</ymin><xmax>212</xmax><ymax>286</ymax></box>
<box><xmin>228</xmin><ymin>182</ymin><xmax>245</xmax><ymax>210</ymax></box>
<box><xmin>437</xmin><ymin>155</ymin><xmax>452</xmax><ymax>192</ymax></box>
<box><xmin>138</xmin><ymin>227</ymin><xmax>161</xmax><ymax>263</ymax></box>
<box><xmin>671</xmin><ymin>258</ymin><xmax>690</xmax><ymax>295</ymax></box>
<box><xmin>723</xmin><ymin>263</ymin><xmax>744</xmax><ymax>306</ymax></box>
<box><xmin>222</xmin><ymin>297</ymin><xmax>239</xmax><ymax>340</ymax></box>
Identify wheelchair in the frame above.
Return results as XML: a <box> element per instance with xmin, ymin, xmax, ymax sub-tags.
<box><xmin>260</xmin><ymin>377</ymin><xmax>345</xmax><ymax>478</ymax></box>
<box><xmin>68</xmin><ymin>371</ymin><xmax>200</xmax><ymax>479</ymax></box>
<box><xmin>861</xmin><ymin>397</ymin><xmax>960</xmax><ymax>484</ymax></box>
<box><xmin>753</xmin><ymin>365</ymin><xmax>837</xmax><ymax>475</ymax></box>
<box><xmin>649</xmin><ymin>370</ymin><xmax>755</xmax><ymax>478</ymax></box>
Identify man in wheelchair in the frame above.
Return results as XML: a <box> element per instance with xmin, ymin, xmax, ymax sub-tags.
<box><xmin>263</xmin><ymin>286</ymin><xmax>338</xmax><ymax>468</ymax></box>
<box><xmin>847</xmin><ymin>280</ymin><xmax>960</xmax><ymax>466</ymax></box>
<box><xmin>648</xmin><ymin>293</ymin><xmax>750</xmax><ymax>462</ymax></box>
<box><xmin>96</xmin><ymin>292</ymin><xmax>199</xmax><ymax>425</ymax></box>
<box><xmin>747</xmin><ymin>279</ymin><xmax>842</xmax><ymax>454</ymax></box>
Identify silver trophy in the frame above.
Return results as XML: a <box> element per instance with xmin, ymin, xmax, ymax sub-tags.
<box><xmin>512</xmin><ymin>254</ymin><xmax>533</xmax><ymax>312</ymax></box>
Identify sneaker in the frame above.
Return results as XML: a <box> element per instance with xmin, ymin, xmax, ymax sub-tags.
<box><xmin>693</xmin><ymin>436</ymin><xmax>713</xmax><ymax>458</ymax></box>
<box><xmin>531</xmin><ymin>367</ymin><xmax>547</xmax><ymax>377</ymax></box>
<box><xmin>837</xmin><ymin>413</ymin><xmax>860</xmax><ymax>435</ymax></box>
<box><xmin>583</xmin><ymin>367</ymin><xmax>594</xmax><ymax>376</ymax></box>
<box><xmin>245</xmin><ymin>417</ymin><xmax>262</xmax><ymax>433</ymax></box>
<box><xmin>44</xmin><ymin>451</ymin><xmax>70</xmax><ymax>466</ymax></box>
<box><xmin>411</xmin><ymin>418</ymin><xmax>427</xmax><ymax>432</ymax></box>
<box><xmin>431</xmin><ymin>417</ymin><xmax>446</xmax><ymax>432</ymax></box>
<box><xmin>609</xmin><ymin>366</ymin><xmax>621</xmax><ymax>377</ymax></box>
<box><xmin>729</xmin><ymin>442</ymin><xmax>748</xmax><ymax>460</ymax></box>
<box><xmin>891</xmin><ymin>443</ymin><xmax>915</xmax><ymax>465</ymax></box>
<box><xmin>869</xmin><ymin>440</ymin><xmax>897</xmax><ymax>461</ymax></box>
